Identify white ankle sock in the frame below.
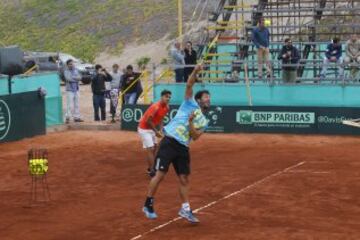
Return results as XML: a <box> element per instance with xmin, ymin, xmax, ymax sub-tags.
<box><xmin>182</xmin><ymin>202</ymin><xmax>190</xmax><ymax>212</ymax></box>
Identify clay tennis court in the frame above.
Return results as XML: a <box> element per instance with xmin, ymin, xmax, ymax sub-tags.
<box><xmin>1</xmin><ymin>131</ymin><xmax>360</xmax><ymax>240</ymax></box>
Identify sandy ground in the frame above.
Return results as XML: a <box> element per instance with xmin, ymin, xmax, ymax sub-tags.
<box><xmin>94</xmin><ymin>20</ymin><xmax>208</xmax><ymax>70</ymax></box>
<box><xmin>96</xmin><ymin>38</ymin><xmax>171</xmax><ymax>69</ymax></box>
<box><xmin>1</xmin><ymin>131</ymin><xmax>360</xmax><ymax>240</ymax></box>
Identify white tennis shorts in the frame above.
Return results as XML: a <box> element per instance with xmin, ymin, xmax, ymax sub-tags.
<box><xmin>138</xmin><ymin>128</ymin><xmax>157</xmax><ymax>149</ymax></box>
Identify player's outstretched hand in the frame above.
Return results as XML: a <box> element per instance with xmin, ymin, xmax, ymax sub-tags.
<box><xmin>156</xmin><ymin>130</ymin><xmax>164</xmax><ymax>138</ymax></box>
<box><xmin>194</xmin><ymin>64</ymin><xmax>203</xmax><ymax>73</ymax></box>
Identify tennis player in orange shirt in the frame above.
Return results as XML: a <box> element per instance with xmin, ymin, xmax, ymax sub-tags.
<box><xmin>138</xmin><ymin>90</ymin><xmax>172</xmax><ymax>177</ymax></box>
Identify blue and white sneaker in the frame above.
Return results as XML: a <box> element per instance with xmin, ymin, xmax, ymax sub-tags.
<box><xmin>178</xmin><ymin>208</ymin><xmax>200</xmax><ymax>223</ymax></box>
<box><xmin>143</xmin><ymin>206</ymin><xmax>158</xmax><ymax>219</ymax></box>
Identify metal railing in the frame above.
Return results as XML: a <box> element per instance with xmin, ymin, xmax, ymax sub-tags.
<box><xmin>151</xmin><ymin>62</ymin><xmax>360</xmax><ymax>85</ymax></box>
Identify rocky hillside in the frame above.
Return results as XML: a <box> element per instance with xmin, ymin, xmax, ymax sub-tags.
<box><xmin>0</xmin><ymin>0</ymin><xmax>215</xmax><ymax>62</ymax></box>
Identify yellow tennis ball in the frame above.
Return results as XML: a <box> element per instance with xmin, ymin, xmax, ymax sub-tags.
<box><xmin>30</xmin><ymin>159</ymin><xmax>37</xmax><ymax>174</ymax></box>
<box><xmin>264</xmin><ymin>19</ymin><xmax>271</xmax><ymax>27</ymax></box>
<box><xmin>35</xmin><ymin>159</ymin><xmax>40</xmax><ymax>174</ymax></box>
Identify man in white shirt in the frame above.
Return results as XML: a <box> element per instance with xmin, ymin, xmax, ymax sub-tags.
<box><xmin>170</xmin><ymin>42</ymin><xmax>185</xmax><ymax>83</ymax></box>
<box><xmin>109</xmin><ymin>64</ymin><xmax>123</xmax><ymax>122</ymax></box>
<box><xmin>64</xmin><ymin>59</ymin><xmax>84</xmax><ymax>123</ymax></box>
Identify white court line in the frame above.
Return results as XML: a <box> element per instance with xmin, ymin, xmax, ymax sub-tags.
<box><xmin>288</xmin><ymin>170</ymin><xmax>331</xmax><ymax>174</ymax></box>
<box><xmin>130</xmin><ymin>161</ymin><xmax>306</xmax><ymax>240</ymax></box>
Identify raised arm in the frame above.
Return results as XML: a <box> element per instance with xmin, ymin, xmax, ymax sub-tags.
<box><xmin>104</xmin><ymin>70</ymin><xmax>113</xmax><ymax>82</ymax></box>
<box><xmin>185</xmin><ymin>64</ymin><xmax>202</xmax><ymax>100</ymax></box>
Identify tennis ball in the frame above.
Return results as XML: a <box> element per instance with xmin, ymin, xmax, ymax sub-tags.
<box><xmin>43</xmin><ymin>159</ymin><xmax>48</xmax><ymax>173</ymax></box>
<box><xmin>264</xmin><ymin>19</ymin><xmax>271</xmax><ymax>27</ymax></box>
<box><xmin>29</xmin><ymin>159</ymin><xmax>37</xmax><ymax>175</ymax></box>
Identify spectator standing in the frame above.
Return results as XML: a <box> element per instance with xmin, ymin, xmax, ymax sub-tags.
<box><xmin>91</xmin><ymin>64</ymin><xmax>112</xmax><ymax>121</ymax></box>
<box><xmin>121</xmin><ymin>65</ymin><xmax>142</xmax><ymax>104</ymax></box>
<box><xmin>252</xmin><ymin>18</ymin><xmax>272</xmax><ymax>79</ymax></box>
<box><xmin>64</xmin><ymin>59</ymin><xmax>83</xmax><ymax>123</ymax></box>
<box><xmin>320</xmin><ymin>37</ymin><xmax>344</xmax><ymax>80</ymax></box>
<box><xmin>170</xmin><ymin>42</ymin><xmax>185</xmax><ymax>82</ymax></box>
<box><xmin>278</xmin><ymin>38</ymin><xmax>300</xmax><ymax>83</ymax></box>
<box><xmin>109</xmin><ymin>64</ymin><xmax>123</xmax><ymax>122</ymax></box>
<box><xmin>184</xmin><ymin>41</ymin><xmax>197</xmax><ymax>82</ymax></box>
<box><xmin>344</xmin><ymin>34</ymin><xmax>360</xmax><ymax>80</ymax></box>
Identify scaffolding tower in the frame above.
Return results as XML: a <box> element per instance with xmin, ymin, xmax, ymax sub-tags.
<box><xmin>198</xmin><ymin>0</ymin><xmax>360</xmax><ymax>83</ymax></box>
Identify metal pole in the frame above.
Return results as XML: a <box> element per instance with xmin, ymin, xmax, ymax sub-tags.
<box><xmin>7</xmin><ymin>76</ymin><xmax>12</xmax><ymax>94</ymax></box>
<box><xmin>244</xmin><ymin>64</ymin><xmax>253</xmax><ymax>106</ymax></box>
<box><xmin>144</xmin><ymin>71</ymin><xmax>149</xmax><ymax>104</ymax></box>
<box><xmin>178</xmin><ymin>0</ymin><xmax>183</xmax><ymax>44</ymax></box>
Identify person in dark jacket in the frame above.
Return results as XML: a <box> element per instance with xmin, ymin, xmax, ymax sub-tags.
<box><xmin>278</xmin><ymin>38</ymin><xmax>300</xmax><ymax>83</ymax></box>
<box><xmin>121</xmin><ymin>65</ymin><xmax>142</xmax><ymax>104</ymax></box>
<box><xmin>252</xmin><ymin>18</ymin><xmax>272</xmax><ymax>79</ymax></box>
<box><xmin>184</xmin><ymin>41</ymin><xmax>197</xmax><ymax>82</ymax></box>
<box><xmin>320</xmin><ymin>37</ymin><xmax>344</xmax><ymax>80</ymax></box>
<box><xmin>91</xmin><ymin>64</ymin><xmax>112</xmax><ymax>121</ymax></box>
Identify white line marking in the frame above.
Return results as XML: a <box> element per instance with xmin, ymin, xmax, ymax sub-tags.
<box><xmin>130</xmin><ymin>161</ymin><xmax>305</xmax><ymax>240</ymax></box>
<box><xmin>288</xmin><ymin>170</ymin><xmax>331</xmax><ymax>174</ymax></box>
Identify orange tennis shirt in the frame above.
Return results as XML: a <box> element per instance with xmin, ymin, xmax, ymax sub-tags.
<box><xmin>139</xmin><ymin>101</ymin><xmax>169</xmax><ymax>130</ymax></box>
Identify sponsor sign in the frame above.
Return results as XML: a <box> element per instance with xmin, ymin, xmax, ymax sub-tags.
<box><xmin>121</xmin><ymin>105</ymin><xmax>360</xmax><ymax>135</ymax></box>
<box><xmin>0</xmin><ymin>100</ymin><xmax>11</xmax><ymax>140</ymax></box>
<box><xmin>0</xmin><ymin>91</ymin><xmax>45</xmax><ymax>143</ymax></box>
<box><xmin>121</xmin><ymin>105</ymin><xmax>226</xmax><ymax>133</ymax></box>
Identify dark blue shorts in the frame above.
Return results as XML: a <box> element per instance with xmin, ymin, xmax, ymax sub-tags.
<box><xmin>154</xmin><ymin>136</ymin><xmax>190</xmax><ymax>175</ymax></box>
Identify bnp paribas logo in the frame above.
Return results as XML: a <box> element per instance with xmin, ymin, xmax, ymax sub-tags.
<box><xmin>236</xmin><ymin>110</ymin><xmax>253</xmax><ymax>124</ymax></box>
<box><xmin>0</xmin><ymin>100</ymin><xmax>11</xmax><ymax>140</ymax></box>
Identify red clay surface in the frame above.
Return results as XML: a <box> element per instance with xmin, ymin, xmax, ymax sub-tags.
<box><xmin>0</xmin><ymin>131</ymin><xmax>360</xmax><ymax>240</ymax></box>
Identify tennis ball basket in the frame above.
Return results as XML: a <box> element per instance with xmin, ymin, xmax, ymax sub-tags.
<box><xmin>27</xmin><ymin>149</ymin><xmax>51</xmax><ymax>205</ymax></box>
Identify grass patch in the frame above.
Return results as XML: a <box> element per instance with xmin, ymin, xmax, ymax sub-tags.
<box><xmin>0</xmin><ymin>0</ymin><xmax>177</xmax><ymax>61</ymax></box>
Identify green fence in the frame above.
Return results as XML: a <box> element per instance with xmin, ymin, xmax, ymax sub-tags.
<box><xmin>0</xmin><ymin>76</ymin><xmax>8</xmax><ymax>96</ymax></box>
<box><xmin>9</xmin><ymin>72</ymin><xmax>62</xmax><ymax>126</ymax></box>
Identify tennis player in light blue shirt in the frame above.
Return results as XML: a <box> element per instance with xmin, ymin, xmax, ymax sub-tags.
<box><xmin>142</xmin><ymin>64</ymin><xmax>211</xmax><ymax>223</ymax></box>
<box><xmin>164</xmin><ymin>96</ymin><xmax>209</xmax><ymax>146</ymax></box>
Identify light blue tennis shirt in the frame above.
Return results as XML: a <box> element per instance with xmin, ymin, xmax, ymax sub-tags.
<box><xmin>164</xmin><ymin>97</ymin><xmax>209</xmax><ymax>147</ymax></box>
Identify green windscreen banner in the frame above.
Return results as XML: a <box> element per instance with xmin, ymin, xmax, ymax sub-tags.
<box><xmin>0</xmin><ymin>91</ymin><xmax>46</xmax><ymax>143</ymax></box>
<box><xmin>121</xmin><ymin>104</ymin><xmax>360</xmax><ymax>135</ymax></box>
